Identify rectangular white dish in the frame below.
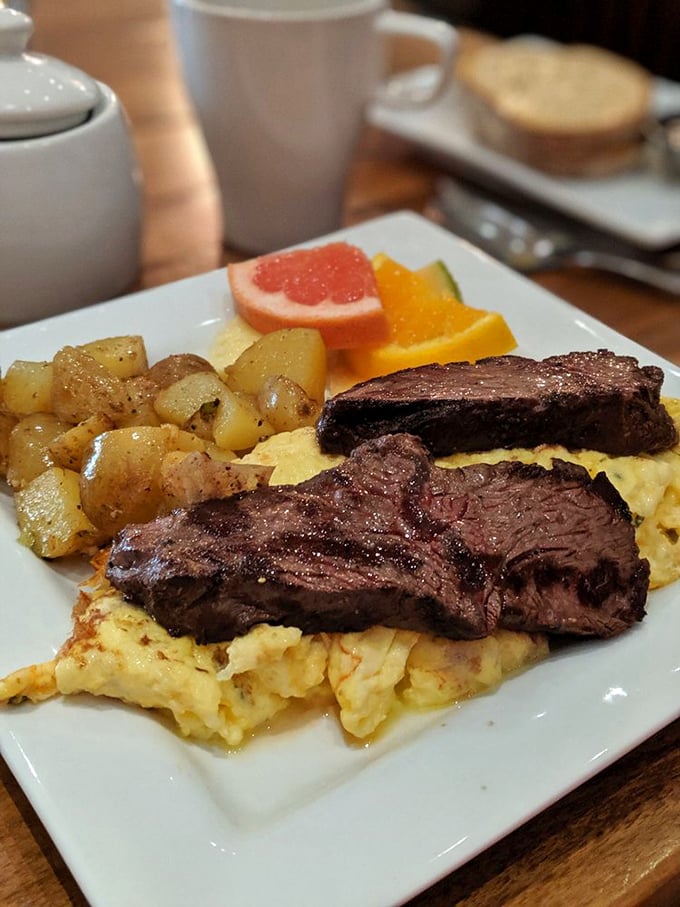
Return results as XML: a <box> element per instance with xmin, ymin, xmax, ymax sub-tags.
<box><xmin>368</xmin><ymin>73</ymin><xmax>680</xmax><ymax>249</ymax></box>
<box><xmin>1</xmin><ymin>212</ymin><xmax>679</xmax><ymax>907</ymax></box>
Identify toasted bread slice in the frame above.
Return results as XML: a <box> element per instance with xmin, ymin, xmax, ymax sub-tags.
<box><xmin>456</xmin><ymin>41</ymin><xmax>652</xmax><ymax>176</ymax></box>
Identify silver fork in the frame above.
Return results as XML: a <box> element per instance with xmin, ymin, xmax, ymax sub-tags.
<box><xmin>427</xmin><ymin>177</ymin><xmax>680</xmax><ymax>296</ymax></box>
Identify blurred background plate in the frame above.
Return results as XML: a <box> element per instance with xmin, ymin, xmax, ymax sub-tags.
<box><xmin>368</xmin><ymin>67</ymin><xmax>680</xmax><ymax>249</ymax></box>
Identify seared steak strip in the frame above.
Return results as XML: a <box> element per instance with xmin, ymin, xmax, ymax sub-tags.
<box><xmin>106</xmin><ymin>433</ymin><xmax>648</xmax><ymax>644</ymax></box>
<box><xmin>316</xmin><ymin>350</ymin><xmax>678</xmax><ymax>457</ymax></box>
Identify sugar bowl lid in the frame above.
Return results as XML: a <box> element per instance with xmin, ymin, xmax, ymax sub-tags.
<box><xmin>0</xmin><ymin>7</ymin><xmax>101</xmax><ymax>139</ymax></box>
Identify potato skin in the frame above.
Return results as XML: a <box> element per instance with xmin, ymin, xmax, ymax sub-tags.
<box><xmin>146</xmin><ymin>353</ymin><xmax>217</xmax><ymax>390</ymax></box>
<box><xmin>51</xmin><ymin>346</ymin><xmax>128</xmax><ymax>424</ymax></box>
<box><xmin>257</xmin><ymin>375</ymin><xmax>321</xmax><ymax>433</ymax></box>
<box><xmin>79</xmin><ymin>425</ymin><xmax>206</xmax><ymax>535</ymax></box>
<box><xmin>80</xmin><ymin>427</ymin><xmax>163</xmax><ymax>535</ymax></box>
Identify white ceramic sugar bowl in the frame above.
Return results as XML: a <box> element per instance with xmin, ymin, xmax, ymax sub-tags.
<box><xmin>0</xmin><ymin>7</ymin><xmax>142</xmax><ymax>326</ymax></box>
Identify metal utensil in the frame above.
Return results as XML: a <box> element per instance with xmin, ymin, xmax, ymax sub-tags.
<box><xmin>644</xmin><ymin>112</ymin><xmax>680</xmax><ymax>181</ymax></box>
<box><xmin>427</xmin><ymin>177</ymin><xmax>680</xmax><ymax>296</ymax></box>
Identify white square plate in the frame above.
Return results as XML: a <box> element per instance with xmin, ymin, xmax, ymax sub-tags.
<box><xmin>369</xmin><ymin>74</ymin><xmax>680</xmax><ymax>249</ymax></box>
<box><xmin>1</xmin><ymin>213</ymin><xmax>679</xmax><ymax>907</ymax></box>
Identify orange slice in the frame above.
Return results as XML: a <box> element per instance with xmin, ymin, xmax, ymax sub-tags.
<box><xmin>344</xmin><ymin>255</ymin><xmax>516</xmax><ymax>381</ymax></box>
<box><xmin>345</xmin><ymin>311</ymin><xmax>517</xmax><ymax>381</ymax></box>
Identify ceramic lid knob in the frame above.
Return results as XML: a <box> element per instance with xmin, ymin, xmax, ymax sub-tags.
<box><xmin>0</xmin><ymin>7</ymin><xmax>101</xmax><ymax>139</ymax></box>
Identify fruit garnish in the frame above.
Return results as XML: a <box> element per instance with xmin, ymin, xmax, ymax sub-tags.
<box><xmin>227</xmin><ymin>242</ymin><xmax>389</xmax><ymax>350</ymax></box>
<box><xmin>414</xmin><ymin>258</ymin><xmax>463</xmax><ymax>302</ymax></box>
<box><xmin>343</xmin><ymin>254</ymin><xmax>516</xmax><ymax>381</ymax></box>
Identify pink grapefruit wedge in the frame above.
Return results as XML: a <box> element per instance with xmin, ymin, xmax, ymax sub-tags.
<box><xmin>227</xmin><ymin>242</ymin><xmax>389</xmax><ymax>350</ymax></box>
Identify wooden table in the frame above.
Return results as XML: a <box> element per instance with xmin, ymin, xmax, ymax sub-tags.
<box><xmin>2</xmin><ymin>2</ymin><xmax>679</xmax><ymax>905</ymax></box>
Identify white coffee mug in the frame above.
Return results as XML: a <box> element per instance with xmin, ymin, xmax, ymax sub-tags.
<box><xmin>169</xmin><ymin>0</ymin><xmax>457</xmax><ymax>253</ymax></box>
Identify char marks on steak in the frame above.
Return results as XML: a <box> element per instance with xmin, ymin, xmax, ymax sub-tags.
<box><xmin>316</xmin><ymin>350</ymin><xmax>678</xmax><ymax>457</ymax></box>
<box><xmin>106</xmin><ymin>433</ymin><xmax>648</xmax><ymax>644</ymax></box>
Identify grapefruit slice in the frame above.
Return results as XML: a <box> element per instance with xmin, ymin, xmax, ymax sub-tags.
<box><xmin>227</xmin><ymin>242</ymin><xmax>389</xmax><ymax>350</ymax></box>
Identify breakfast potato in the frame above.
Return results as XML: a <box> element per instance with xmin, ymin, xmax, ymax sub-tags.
<box><xmin>160</xmin><ymin>449</ymin><xmax>273</xmax><ymax>509</ymax></box>
<box><xmin>224</xmin><ymin>328</ymin><xmax>327</xmax><ymax>404</ymax></box>
<box><xmin>115</xmin><ymin>375</ymin><xmax>163</xmax><ymax>428</ymax></box>
<box><xmin>145</xmin><ymin>353</ymin><xmax>217</xmax><ymax>391</ymax></box>
<box><xmin>1</xmin><ymin>329</ymin><xmax>327</xmax><ymax>559</ymax></box>
<box><xmin>202</xmin><ymin>440</ymin><xmax>237</xmax><ymax>462</ymax></box>
<box><xmin>14</xmin><ymin>466</ymin><xmax>104</xmax><ymax>558</ymax></box>
<box><xmin>2</xmin><ymin>360</ymin><xmax>54</xmax><ymax>416</ymax></box>
<box><xmin>7</xmin><ymin>413</ymin><xmax>72</xmax><ymax>489</ymax></box>
<box><xmin>257</xmin><ymin>375</ymin><xmax>321</xmax><ymax>433</ymax></box>
<box><xmin>51</xmin><ymin>346</ymin><xmax>128</xmax><ymax>424</ymax></box>
<box><xmin>79</xmin><ymin>335</ymin><xmax>149</xmax><ymax>379</ymax></box>
<box><xmin>212</xmin><ymin>387</ymin><xmax>274</xmax><ymax>452</ymax></box>
<box><xmin>153</xmin><ymin>371</ymin><xmax>228</xmax><ymax>429</ymax></box>
<box><xmin>0</xmin><ymin>412</ymin><xmax>17</xmax><ymax>478</ymax></box>
<box><xmin>48</xmin><ymin>414</ymin><xmax>116</xmax><ymax>472</ymax></box>
<box><xmin>79</xmin><ymin>424</ymin><xmax>207</xmax><ymax>535</ymax></box>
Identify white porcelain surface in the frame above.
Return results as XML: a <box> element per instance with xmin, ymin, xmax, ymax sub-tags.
<box><xmin>169</xmin><ymin>0</ymin><xmax>456</xmax><ymax>253</ymax></box>
<box><xmin>1</xmin><ymin>212</ymin><xmax>679</xmax><ymax>907</ymax></box>
<box><xmin>0</xmin><ymin>82</ymin><xmax>142</xmax><ymax>325</ymax></box>
<box><xmin>0</xmin><ymin>7</ymin><xmax>100</xmax><ymax>138</ymax></box>
<box><xmin>369</xmin><ymin>71</ymin><xmax>680</xmax><ymax>249</ymax></box>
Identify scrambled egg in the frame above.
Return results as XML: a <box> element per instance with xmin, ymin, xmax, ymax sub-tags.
<box><xmin>2</xmin><ymin>400</ymin><xmax>679</xmax><ymax>747</ymax></box>
<box><xmin>0</xmin><ymin>568</ymin><xmax>547</xmax><ymax>746</ymax></box>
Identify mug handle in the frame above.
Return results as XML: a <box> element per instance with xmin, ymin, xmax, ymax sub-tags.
<box><xmin>374</xmin><ymin>10</ymin><xmax>457</xmax><ymax>109</ymax></box>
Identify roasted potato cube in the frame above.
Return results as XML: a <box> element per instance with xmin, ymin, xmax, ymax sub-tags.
<box><xmin>202</xmin><ymin>441</ymin><xmax>236</xmax><ymax>462</ymax></box>
<box><xmin>166</xmin><ymin>424</ymin><xmax>213</xmax><ymax>454</ymax></box>
<box><xmin>7</xmin><ymin>413</ymin><xmax>71</xmax><ymax>489</ymax></box>
<box><xmin>224</xmin><ymin>328</ymin><xmax>327</xmax><ymax>404</ymax></box>
<box><xmin>212</xmin><ymin>388</ymin><xmax>274</xmax><ymax>452</ymax></box>
<box><xmin>0</xmin><ymin>412</ymin><xmax>18</xmax><ymax>478</ymax></box>
<box><xmin>14</xmin><ymin>467</ymin><xmax>104</xmax><ymax>558</ymax></box>
<box><xmin>153</xmin><ymin>371</ymin><xmax>228</xmax><ymax>427</ymax></box>
<box><xmin>2</xmin><ymin>360</ymin><xmax>53</xmax><ymax>416</ymax></box>
<box><xmin>78</xmin><ymin>336</ymin><xmax>149</xmax><ymax>379</ymax></box>
<box><xmin>116</xmin><ymin>375</ymin><xmax>162</xmax><ymax>428</ymax></box>
<box><xmin>257</xmin><ymin>375</ymin><xmax>321</xmax><ymax>433</ymax></box>
<box><xmin>183</xmin><ymin>409</ymin><xmax>218</xmax><ymax>442</ymax></box>
<box><xmin>79</xmin><ymin>424</ymin><xmax>207</xmax><ymax>535</ymax></box>
<box><xmin>160</xmin><ymin>449</ymin><xmax>272</xmax><ymax>509</ymax></box>
<box><xmin>51</xmin><ymin>346</ymin><xmax>128</xmax><ymax>424</ymax></box>
<box><xmin>48</xmin><ymin>413</ymin><xmax>115</xmax><ymax>472</ymax></box>
<box><xmin>145</xmin><ymin>353</ymin><xmax>217</xmax><ymax>391</ymax></box>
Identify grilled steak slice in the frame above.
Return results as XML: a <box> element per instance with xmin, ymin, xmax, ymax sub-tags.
<box><xmin>106</xmin><ymin>433</ymin><xmax>648</xmax><ymax>644</ymax></box>
<box><xmin>316</xmin><ymin>349</ymin><xmax>678</xmax><ymax>457</ymax></box>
